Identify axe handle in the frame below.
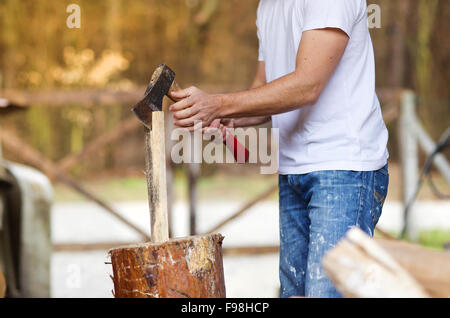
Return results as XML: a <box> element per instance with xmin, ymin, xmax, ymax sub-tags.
<box><xmin>169</xmin><ymin>80</ymin><xmax>182</xmax><ymax>99</ymax></box>
<box><xmin>146</xmin><ymin>112</ymin><xmax>169</xmax><ymax>243</ymax></box>
<box><xmin>169</xmin><ymin>81</ymin><xmax>250</xmax><ymax>164</ymax></box>
<box><xmin>225</xmin><ymin>129</ymin><xmax>250</xmax><ymax>164</ymax></box>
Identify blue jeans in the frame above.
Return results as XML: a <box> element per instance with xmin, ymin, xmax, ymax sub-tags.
<box><xmin>278</xmin><ymin>164</ymin><xmax>389</xmax><ymax>298</ymax></box>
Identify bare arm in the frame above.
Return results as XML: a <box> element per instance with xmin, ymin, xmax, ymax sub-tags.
<box><xmin>232</xmin><ymin>61</ymin><xmax>271</xmax><ymax>127</ymax></box>
<box><xmin>170</xmin><ymin>28</ymin><xmax>349</xmax><ymax>128</ymax></box>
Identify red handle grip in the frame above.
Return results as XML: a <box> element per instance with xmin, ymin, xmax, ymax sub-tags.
<box><xmin>224</xmin><ymin>130</ymin><xmax>250</xmax><ymax>163</ymax></box>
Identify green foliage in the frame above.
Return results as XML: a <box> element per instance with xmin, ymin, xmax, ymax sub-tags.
<box><xmin>419</xmin><ymin>230</ymin><xmax>450</xmax><ymax>250</ymax></box>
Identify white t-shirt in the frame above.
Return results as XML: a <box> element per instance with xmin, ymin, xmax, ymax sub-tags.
<box><xmin>257</xmin><ymin>0</ymin><xmax>389</xmax><ymax>174</ymax></box>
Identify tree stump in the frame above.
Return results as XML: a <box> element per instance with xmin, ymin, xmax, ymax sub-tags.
<box><xmin>109</xmin><ymin>234</ymin><xmax>226</xmax><ymax>298</ymax></box>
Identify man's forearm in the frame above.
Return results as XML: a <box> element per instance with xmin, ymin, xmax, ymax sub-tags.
<box><xmin>218</xmin><ymin>71</ymin><xmax>320</xmax><ymax>119</ymax></box>
<box><xmin>222</xmin><ymin>61</ymin><xmax>271</xmax><ymax>128</ymax></box>
<box><xmin>233</xmin><ymin>116</ymin><xmax>271</xmax><ymax>127</ymax></box>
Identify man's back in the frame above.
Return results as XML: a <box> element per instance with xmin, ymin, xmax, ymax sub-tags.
<box><xmin>257</xmin><ymin>0</ymin><xmax>389</xmax><ymax>174</ymax></box>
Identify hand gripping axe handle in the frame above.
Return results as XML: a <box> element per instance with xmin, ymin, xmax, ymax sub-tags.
<box><xmin>133</xmin><ymin>64</ymin><xmax>250</xmax><ymax>163</ymax></box>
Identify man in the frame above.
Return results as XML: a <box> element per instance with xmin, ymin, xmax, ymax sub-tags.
<box><xmin>170</xmin><ymin>0</ymin><xmax>389</xmax><ymax>298</ymax></box>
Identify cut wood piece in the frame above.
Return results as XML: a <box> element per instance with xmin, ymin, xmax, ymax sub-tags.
<box><xmin>377</xmin><ymin>238</ymin><xmax>450</xmax><ymax>298</ymax></box>
<box><xmin>109</xmin><ymin>234</ymin><xmax>226</xmax><ymax>298</ymax></box>
<box><xmin>323</xmin><ymin>228</ymin><xmax>429</xmax><ymax>298</ymax></box>
<box><xmin>145</xmin><ymin>112</ymin><xmax>169</xmax><ymax>243</ymax></box>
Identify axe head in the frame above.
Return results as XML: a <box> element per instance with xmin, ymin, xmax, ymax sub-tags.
<box><xmin>132</xmin><ymin>64</ymin><xmax>176</xmax><ymax>128</ymax></box>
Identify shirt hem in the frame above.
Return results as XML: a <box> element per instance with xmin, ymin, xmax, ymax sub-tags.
<box><xmin>278</xmin><ymin>158</ymin><xmax>389</xmax><ymax>175</ymax></box>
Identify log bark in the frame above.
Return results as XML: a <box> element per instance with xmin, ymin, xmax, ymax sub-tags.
<box><xmin>323</xmin><ymin>228</ymin><xmax>429</xmax><ymax>298</ymax></box>
<box><xmin>109</xmin><ymin>234</ymin><xmax>226</xmax><ymax>298</ymax></box>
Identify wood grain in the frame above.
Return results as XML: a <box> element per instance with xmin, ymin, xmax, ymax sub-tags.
<box><xmin>145</xmin><ymin>112</ymin><xmax>169</xmax><ymax>243</ymax></box>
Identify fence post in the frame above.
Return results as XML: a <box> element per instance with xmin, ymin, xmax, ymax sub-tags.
<box><xmin>399</xmin><ymin>90</ymin><xmax>419</xmax><ymax>240</ymax></box>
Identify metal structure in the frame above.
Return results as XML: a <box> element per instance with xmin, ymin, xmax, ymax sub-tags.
<box><xmin>399</xmin><ymin>91</ymin><xmax>450</xmax><ymax>240</ymax></box>
<box><xmin>0</xmin><ymin>137</ymin><xmax>52</xmax><ymax>297</ymax></box>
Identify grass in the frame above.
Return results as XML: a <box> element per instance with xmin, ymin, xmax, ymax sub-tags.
<box><xmin>375</xmin><ymin>229</ymin><xmax>450</xmax><ymax>251</ymax></box>
<box><xmin>418</xmin><ymin>230</ymin><xmax>450</xmax><ymax>250</ymax></box>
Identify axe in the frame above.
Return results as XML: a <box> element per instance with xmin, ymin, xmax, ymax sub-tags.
<box><xmin>132</xmin><ymin>65</ymin><xmax>249</xmax><ymax>242</ymax></box>
<box><xmin>133</xmin><ymin>64</ymin><xmax>250</xmax><ymax>164</ymax></box>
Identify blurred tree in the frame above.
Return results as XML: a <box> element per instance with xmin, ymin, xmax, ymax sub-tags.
<box><xmin>388</xmin><ymin>0</ymin><xmax>411</xmax><ymax>88</ymax></box>
<box><xmin>415</xmin><ymin>0</ymin><xmax>441</xmax><ymax>135</ymax></box>
<box><xmin>0</xmin><ymin>0</ymin><xmax>448</xmax><ymax>173</ymax></box>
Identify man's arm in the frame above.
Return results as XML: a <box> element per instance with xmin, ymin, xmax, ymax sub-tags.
<box><xmin>170</xmin><ymin>28</ymin><xmax>349</xmax><ymax>128</ymax></box>
<box><xmin>232</xmin><ymin>61</ymin><xmax>271</xmax><ymax>128</ymax></box>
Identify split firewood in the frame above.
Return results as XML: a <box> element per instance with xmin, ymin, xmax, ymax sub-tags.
<box><xmin>323</xmin><ymin>228</ymin><xmax>430</xmax><ymax>298</ymax></box>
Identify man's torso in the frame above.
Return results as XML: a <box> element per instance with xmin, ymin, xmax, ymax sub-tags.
<box><xmin>257</xmin><ymin>0</ymin><xmax>389</xmax><ymax>174</ymax></box>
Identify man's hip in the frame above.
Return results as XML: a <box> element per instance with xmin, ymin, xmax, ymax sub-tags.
<box><xmin>278</xmin><ymin>164</ymin><xmax>389</xmax><ymax>297</ymax></box>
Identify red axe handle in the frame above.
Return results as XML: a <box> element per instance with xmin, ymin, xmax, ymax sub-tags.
<box><xmin>224</xmin><ymin>129</ymin><xmax>250</xmax><ymax>164</ymax></box>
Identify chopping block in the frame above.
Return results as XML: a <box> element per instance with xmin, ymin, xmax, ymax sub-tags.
<box><xmin>109</xmin><ymin>234</ymin><xmax>225</xmax><ymax>298</ymax></box>
<box><xmin>109</xmin><ymin>65</ymin><xmax>226</xmax><ymax>298</ymax></box>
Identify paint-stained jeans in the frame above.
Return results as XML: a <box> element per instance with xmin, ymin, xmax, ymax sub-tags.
<box><xmin>278</xmin><ymin>164</ymin><xmax>389</xmax><ymax>298</ymax></box>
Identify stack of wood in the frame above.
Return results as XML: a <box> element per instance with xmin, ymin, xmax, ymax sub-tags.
<box><xmin>323</xmin><ymin>228</ymin><xmax>450</xmax><ymax>298</ymax></box>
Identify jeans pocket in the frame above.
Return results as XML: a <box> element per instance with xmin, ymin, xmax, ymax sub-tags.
<box><xmin>372</xmin><ymin>165</ymin><xmax>389</xmax><ymax>226</ymax></box>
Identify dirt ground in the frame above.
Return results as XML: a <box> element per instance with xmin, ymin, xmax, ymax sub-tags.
<box><xmin>51</xmin><ymin>199</ymin><xmax>450</xmax><ymax>298</ymax></box>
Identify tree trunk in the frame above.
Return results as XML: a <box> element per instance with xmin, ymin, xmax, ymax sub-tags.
<box><xmin>389</xmin><ymin>0</ymin><xmax>411</xmax><ymax>88</ymax></box>
<box><xmin>109</xmin><ymin>234</ymin><xmax>226</xmax><ymax>298</ymax></box>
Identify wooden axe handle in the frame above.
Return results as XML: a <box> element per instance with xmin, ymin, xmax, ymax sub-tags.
<box><xmin>168</xmin><ymin>81</ymin><xmax>250</xmax><ymax>163</ymax></box>
<box><xmin>168</xmin><ymin>81</ymin><xmax>182</xmax><ymax>102</ymax></box>
<box><xmin>146</xmin><ymin>112</ymin><xmax>169</xmax><ymax>243</ymax></box>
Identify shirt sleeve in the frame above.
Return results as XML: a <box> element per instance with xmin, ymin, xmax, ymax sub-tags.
<box><xmin>257</xmin><ymin>27</ymin><xmax>264</xmax><ymax>61</ymax></box>
<box><xmin>301</xmin><ymin>0</ymin><xmax>362</xmax><ymax>37</ymax></box>
<box><xmin>256</xmin><ymin>3</ymin><xmax>264</xmax><ymax>62</ymax></box>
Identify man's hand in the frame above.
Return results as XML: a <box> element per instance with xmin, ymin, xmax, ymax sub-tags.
<box><xmin>204</xmin><ymin>119</ymin><xmax>235</xmax><ymax>142</ymax></box>
<box><xmin>170</xmin><ymin>87</ymin><xmax>223</xmax><ymax>130</ymax></box>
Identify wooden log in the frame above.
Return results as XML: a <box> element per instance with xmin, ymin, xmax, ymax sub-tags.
<box><xmin>2</xmin><ymin>88</ymin><xmax>143</xmax><ymax>107</ymax></box>
<box><xmin>109</xmin><ymin>234</ymin><xmax>226</xmax><ymax>298</ymax></box>
<box><xmin>377</xmin><ymin>238</ymin><xmax>450</xmax><ymax>298</ymax></box>
<box><xmin>323</xmin><ymin>228</ymin><xmax>430</xmax><ymax>298</ymax></box>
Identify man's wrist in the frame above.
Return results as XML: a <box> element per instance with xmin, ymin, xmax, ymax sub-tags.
<box><xmin>216</xmin><ymin>93</ymin><xmax>234</xmax><ymax>118</ymax></box>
